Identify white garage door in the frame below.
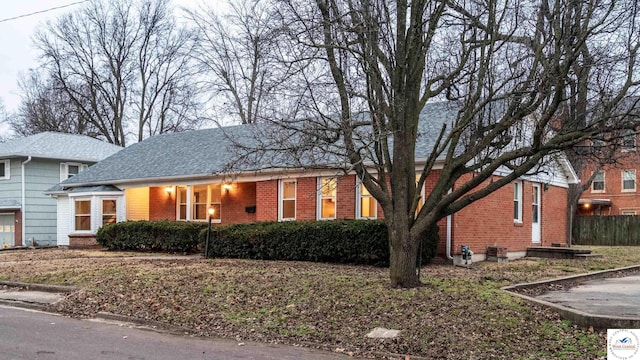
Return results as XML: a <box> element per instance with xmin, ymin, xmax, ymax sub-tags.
<box><xmin>0</xmin><ymin>214</ymin><xmax>15</xmax><ymax>247</ymax></box>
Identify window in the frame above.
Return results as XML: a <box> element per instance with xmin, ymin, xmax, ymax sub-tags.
<box><xmin>60</xmin><ymin>162</ymin><xmax>88</xmax><ymax>181</ymax></box>
<box><xmin>623</xmin><ymin>170</ymin><xmax>636</xmax><ymax>191</ymax></box>
<box><xmin>209</xmin><ymin>185</ymin><xmax>222</xmax><ymax>221</ymax></box>
<box><xmin>279</xmin><ymin>180</ymin><xmax>296</xmax><ymax>221</ymax></box>
<box><xmin>357</xmin><ymin>181</ymin><xmax>377</xmax><ymax>219</ymax></box>
<box><xmin>415</xmin><ymin>174</ymin><xmax>425</xmax><ymax>216</ymax></box>
<box><xmin>192</xmin><ymin>185</ymin><xmax>209</xmax><ymax>220</ymax></box>
<box><xmin>513</xmin><ymin>181</ymin><xmax>522</xmax><ymax>222</ymax></box>
<box><xmin>74</xmin><ymin>200</ymin><xmax>91</xmax><ymax>231</ymax></box>
<box><xmin>102</xmin><ymin>200</ymin><xmax>117</xmax><ymax>225</ymax></box>
<box><xmin>592</xmin><ymin>171</ymin><xmax>605</xmax><ymax>192</ymax></box>
<box><xmin>0</xmin><ymin>160</ymin><xmax>8</xmax><ymax>180</ymax></box>
<box><xmin>318</xmin><ymin>177</ymin><xmax>337</xmax><ymax>219</ymax></box>
<box><xmin>177</xmin><ymin>184</ymin><xmax>221</xmax><ymax>221</ymax></box>
<box><xmin>177</xmin><ymin>186</ymin><xmax>188</xmax><ymax>220</ymax></box>
<box><xmin>622</xmin><ymin>130</ymin><xmax>636</xmax><ymax>150</ymax></box>
<box><xmin>621</xmin><ymin>210</ymin><xmax>637</xmax><ymax>215</ymax></box>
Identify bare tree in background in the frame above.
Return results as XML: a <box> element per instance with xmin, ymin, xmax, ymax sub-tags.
<box><xmin>185</xmin><ymin>0</ymin><xmax>288</xmax><ymax>124</ymax></box>
<box><xmin>238</xmin><ymin>0</ymin><xmax>640</xmax><ymax>287</ymax></box>
<box><xmin>31</xmin><ymin>0</ymin><xmax>199</xmax><ymax>146</ymax></box>
<box><xmin>10</xmin><ymin>70</ymin><xmax>99</xmax><ymax>137</ymax></box>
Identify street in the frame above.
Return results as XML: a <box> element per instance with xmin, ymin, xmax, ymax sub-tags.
<box><xmin>0</xmin><ymin>305</ymin><xmax>354</xmax><ymax>360</ymax></box>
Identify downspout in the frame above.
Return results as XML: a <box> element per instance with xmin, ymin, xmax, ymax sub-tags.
<box><xmin>446</xmin><ymin>187</ymin><xmax>454</xmax><ymax>260</ymax></box>
<box><xmin>21</xmin><ymin>156</ymin><xmax>32</xmax><ymax>246</ymax></box>
<box><xmin>446</xmin><ymin>213</ymin><xmax>453</xmax><ymax>260</ymax></box>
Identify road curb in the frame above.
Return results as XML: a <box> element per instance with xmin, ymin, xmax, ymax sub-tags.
<box><xmin>94</xmin><ymin>311</ymin><xmax>192</xmax><ymax>335</ymax></box>
<box><xmin>0</xmin><ymin>280</ymin><xmax>79</xmax><ymax>293</ymax></box>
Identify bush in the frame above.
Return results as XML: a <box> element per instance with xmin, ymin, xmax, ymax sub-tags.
<box><xmin>201</xmin><ymin>220</ymin><xmax>439</xmax><ymax>266</ymax></box>
<box><xmin>97</xmin><ymin>220</ymin><xmax>207</xmax><ymax>253</ymax></box>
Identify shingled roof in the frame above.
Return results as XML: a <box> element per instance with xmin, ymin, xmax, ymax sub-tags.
<box><xmin>50</xmin><ymin>102</ymin><xmax>461</xmax><ymax>189</ymax></box>
<box><xmin>0</xmin><ymin>132</ymin><xmax>122</xmax><ymax>162</ymax></box>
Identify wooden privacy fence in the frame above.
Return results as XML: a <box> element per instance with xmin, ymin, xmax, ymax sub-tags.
<box><xmin>573</xmin><ymin>215</ymin><xmax>640</xmax><ymax>246</ymax></box>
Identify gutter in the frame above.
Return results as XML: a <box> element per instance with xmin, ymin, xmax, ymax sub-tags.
<box><xmin>446</xmin><ymin>213</ymin><xmax>453</xmax><ymax>260</ymax></box>
<box><xmin>446</xmin><ymin>187</ymin><xmax>453</xmax><ymax>260</ymax></box>
<box><xmin>21</xmin><ymin>156</ymin><xmax>32</xmax><ymax>245</ymax></box>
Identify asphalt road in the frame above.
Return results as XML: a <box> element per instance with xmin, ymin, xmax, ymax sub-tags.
<box><xmin>0</xmin><ymin>305</ymin><xmax>354</xmax><ymax>360</ymax></box>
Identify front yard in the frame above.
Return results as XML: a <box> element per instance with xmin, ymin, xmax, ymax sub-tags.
<box><xmin>1</xmin><ymin>246</ymin><xmax>637</xmax><ymax>359</ymax></box>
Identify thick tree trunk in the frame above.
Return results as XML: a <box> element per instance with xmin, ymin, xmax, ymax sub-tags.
<box><xmin>388</xmin><ymin>217</ymin><xmax>421</xmax><ymax>288</ymax></box>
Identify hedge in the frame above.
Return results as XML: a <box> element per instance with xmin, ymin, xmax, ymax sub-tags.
<box><xmin>201</xmin><ymin>220</ymin><xmax>439</xmax><ymax>266</ymax></box>
<box><xmin>97</xmin><ymin>220</ymin><xmax>207</xmax><ymax>252</ymax></box>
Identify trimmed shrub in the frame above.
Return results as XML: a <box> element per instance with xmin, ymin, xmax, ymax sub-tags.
<box><xmin>97</xmin><ymin>220</ymin><xmax>207</xmax><ymax>253</ymax></box>
<box><xmin>201</xmin><ymin>220</ymin><xmax>439</xmax><ymax>266</ymax></box>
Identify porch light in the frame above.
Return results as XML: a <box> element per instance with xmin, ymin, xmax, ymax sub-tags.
<box><xmin>208</xmin><ymin>207</ymin><xmax>215</xmax><ymax>216</ymax></box>
<box><xmin>223</xmin><ymin>183</ymin><xmax>233</xmax><ymax>195</ymax></box>
<box><xmin>165</xmin><ymin>186</ymin><xmax>173</xmax><ymax>194</ymax></box>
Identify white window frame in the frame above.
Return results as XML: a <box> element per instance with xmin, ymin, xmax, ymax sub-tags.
<box><xmin>176</xmin><ymin>184</ymin><xmax>221</xmax><ymax>222</ymax></box>
<box><xmin>278</xmin><ymin>179</ymin><xmax>296</xmax><ymax>221</ymax></box>
<box><xmin>622</xmin><ymin>130</ymin><xmax>636</xmax><ymax>150</ymax></box>
<box><xmin>0</xmin><ymin>159</ymin><xmax>9</xmax><ymax>180</ymax></box>
<box><xmin>622</xmin><ymin>169</ymin><xmax>636</xmax><ymax>192</ymax></box>
<box><xmin>356</xmin><ymin>180</ymin><xmax>377</xmax><ymax>219</ymax></box>
<box><xmin>101</xmin><ymin>198</ymin><xmax>118</xmax><ymax>226</ymax></box>
<box><xmin>513</xmin><ymin>181</ymin><xmax>523</xmax><ymax>223</ymax></box>
<box><xmin>60</xmin><ymin>162</ymin><xmax>88</xmax><ymax>181</ymax></box>
<box><xmin>317</xmin><ymin>177</ymin><xmax>337</xmax><ymax>220</ymax></box>
<box><xmin>204</xmin><ymin>184</ymin><xmax>222</xmax><ymax>223</ymax></box>
<box><xmin>73</xmin><ymin>198</ymin><xmax>92</xmax><ymax>233</ymax></box>
<box><xmin>591</xmin><ymin>171</ymin><xmax>605</xmax><ymax>193</ymax></box>
<box><xmin>621</xmin><ymin>210</ymin><xmax>637</xmax><ymax>215</ymax></box>
<box><xmin>176</xmin><ymin>186</ymin><xmax>189</xmax><ymax>221</ymax></box>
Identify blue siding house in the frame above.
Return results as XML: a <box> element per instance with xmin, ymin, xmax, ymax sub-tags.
<box><xmin>0</xmin><ymin>132</ymin><xmax>121</xmax><ymax>247</ymax></box>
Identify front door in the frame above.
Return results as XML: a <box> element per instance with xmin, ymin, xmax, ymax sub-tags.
<box><xmin>0</xmin><ymin>214</ymin><xmax>15</xmax><ymax>247</ymax></box>
<box><xmin>532</xmin><ymin>184</ymin><xmax>541</xmax><ymax>244</ymax></box>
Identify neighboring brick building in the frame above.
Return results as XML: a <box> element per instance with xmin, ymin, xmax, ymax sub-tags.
<box><xmin>577</xmin><ymin>138</ymin><xmax>640</xmax><ymax>216</ymax></box>
<box><xmin>47</xmin><ymin>103</ymin><xmax>578</xmax><ymax>262</ymax></box>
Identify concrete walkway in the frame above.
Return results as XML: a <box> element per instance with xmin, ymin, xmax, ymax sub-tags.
<box><xmin>536</xmin><ymin>275</ymin><xmax>640</xmax><ymax>318</ymax></box>
<box><xmin>504</xmin><ymin>266</ymin><xmax>640</xmax><ymax>328</ymax></box>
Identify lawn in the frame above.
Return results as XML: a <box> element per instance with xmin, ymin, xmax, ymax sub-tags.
<box><xmin>0</xmin><ymin>245</ymin><xmax>637</xmax><ymax>359</ymax></box>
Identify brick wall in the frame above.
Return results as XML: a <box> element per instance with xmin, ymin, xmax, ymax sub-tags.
<box><xmin>336</xmin><ymin>175</ymin><xmax>356</xmax><ymax>219</ymax></box>
<box><xmin>256</xmin><ymin>180</ymin><xmax>278</xmax><ymax>221</ymax></box>
<box><xmin>580</xmin><ymin>154</ymin><xmax>640</xmax><ymax>215</ymax></box>
<box><xmin>296</xmin><ymin>177</ymin><xmax>318</xmax><ymax>220</ymax></box>
<box><xmin>541</xmin><ymin>184</ymin><xmax>567</xmax><ymax>246</ymax></box>
<box><xmin>451</xmin><ymin>176</ymin><xmax>568</xmax><ymax>255</ymax></box>
<box><xmin>149</xmin><ymin>186</ymin><xmax>176</xmax><ymax>220</ymax></box>
<box><xmin>221</xmin><ymin>182</ymin><xmax>256</xmax><ymax>223</ymax></box>
<box><xmin>68</xmin><ymin>233</ymin><xmax>102</xmax><ymax>249</ymax></box>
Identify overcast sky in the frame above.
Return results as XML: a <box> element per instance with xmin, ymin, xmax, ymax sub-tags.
<box><xmin>0</xmin><ymin>0</ymin><xmax>205</xmax><ymax>137</ymax></box>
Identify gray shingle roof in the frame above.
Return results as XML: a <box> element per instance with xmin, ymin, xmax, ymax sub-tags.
<box><xmin>0</xmin><ymin>199</ymin><xmax>21</xmax><ymax>210</ymax></box>
<box><xmin>0</xmin><ymin>132</ymin><xmax>122</xmax><ymax>162</ymax></box>
<box><xmin>56</xmin><ymin>102</ymin><xmax>459</xmax><ymax>188</ymax></box>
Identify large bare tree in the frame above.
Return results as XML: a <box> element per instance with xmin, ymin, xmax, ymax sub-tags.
<box><xmin>32</xmin><ymin>0</ymin><xmax>199</xmax><ymax>146</ymax></box>
<box><xmin>185</xmin><ymin>0</ymin><xmax>290</xmax><ymax>125</ymax></box>
<box><xmin>238</xmin><ymin>0</ymin><xmax>640</xmax><ymax>287</ymax></box>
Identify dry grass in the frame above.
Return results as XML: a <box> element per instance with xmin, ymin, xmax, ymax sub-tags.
<box><xmin>1</xmin><ymin>245</ymin><xmax>638</xmax><ymax>359</ymax></box>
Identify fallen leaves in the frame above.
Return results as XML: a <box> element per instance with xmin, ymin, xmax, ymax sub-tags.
<box><xmin>0</xmin><ymin>248</ymin><xmax>625</xmax><ymax>359</ymax></box>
